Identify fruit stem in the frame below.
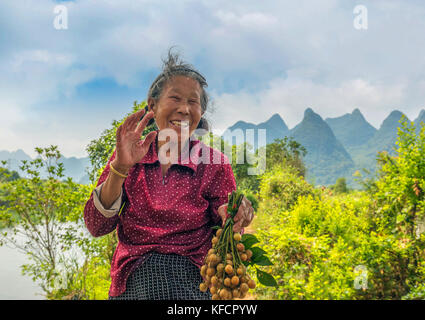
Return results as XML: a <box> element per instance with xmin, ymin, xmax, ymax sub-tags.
<box><xmin>224</xmin><ymin>224</ymin><xmax>230</xmax><ymax>261</ymax></box>
<box><xmin>230</xmin><ymin>223</ymin><xmax>237</xmax><ymax>267</ymax></box>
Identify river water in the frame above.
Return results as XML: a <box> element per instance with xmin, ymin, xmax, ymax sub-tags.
<box><xmin>0</xmin><ymin>223</ymin><xmax>88</xmax><ymax>300</ymax></box>
<box><xmin>0</xmin><ymin>241</ymin><xmax>44</xmax><ymax>299</ymax></box>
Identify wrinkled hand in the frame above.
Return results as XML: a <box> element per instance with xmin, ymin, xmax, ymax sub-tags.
<box><xmin>112</xmin><ymin>108</ymin><xmax>157</xmax><ymax>173</ymax></box>
<box><xmin>217</xmin><ymin>196</ymin><xmax>254</xmax><ymax>233</ymax></box>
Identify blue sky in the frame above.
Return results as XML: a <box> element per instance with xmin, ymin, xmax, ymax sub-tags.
<box><xmin>1</xmin><ymin>0</ymin><xmax>425</xmax><ymax>158</ymax></box>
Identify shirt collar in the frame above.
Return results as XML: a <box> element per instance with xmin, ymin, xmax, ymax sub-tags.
<box><xmin>138</xmin><ymin>129</ymin><xmax>201</xmax><ymax>173</ymax></box>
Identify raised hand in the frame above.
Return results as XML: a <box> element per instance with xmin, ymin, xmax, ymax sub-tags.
<box><xmin>112</xmin><ymin>108</ymin><xmax>157</xmax><ymax>174</ymax></box>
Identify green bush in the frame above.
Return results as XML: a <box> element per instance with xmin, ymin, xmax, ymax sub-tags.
<box><xmin>251</xmin><ymin>117</ymin><xmax>425</xmax><ymax>300</ymax></box>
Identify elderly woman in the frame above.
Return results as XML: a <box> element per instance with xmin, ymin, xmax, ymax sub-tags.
<box><xmin>84</xmin><ymin>50</ymin><xmax>254</xmax><ymax>300</ymax></box>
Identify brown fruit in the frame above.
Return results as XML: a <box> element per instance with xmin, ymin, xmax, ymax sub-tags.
<box><xmin>248</xmin><ymin>279</ymin><xmax>256</xmax><ymax>289</ymax></box>
<box><xmin>240</xmin><ymin>253</ymin><xmax>248</xmax><ymax>261</ymax></box>
<box><xmin>225</xmin><ymin>265</ymin><xmax>234</xmax><ymax>275</ymax></box>
<box><xmin>233</xmin><ymin>232</ymin><xmax>242</xmax><ymax>241</ymax></box>
<box><xmin>207</xmin><ymin>267</ymin><xmax>216</xmax><ymax>277</ymax></box>
<box><xmin>224</xmin><ymin>277</ymin><xmax>232</xmax><ymax>287</ymax></box>
<box><xmin>212</xmin><ymin>237</ymin><xmax>218</xmax><ymax>245</ymax></box>
<box><xmin>228</xmin><ymin>290</ymin><xmax>233</xmax><ymax>300</ymax></box>
<box><xmin>212</xmin><ymin>294</ymin><xmax>220</xmax><ymax>300</ymax></box>
<box><xmin>208</xmin><ymin>248</ymin><xmax>215</xmax><ymax>255</ymax></box>
<box><xmin>216</xmin><ymin>263</ymin><xmax>225</xmax><ymax>273</ymax></box>
<box><xmin>209</xmin><ymin>254</ymin><xmax>218</xmax><ymax>263</ymax></box>
<box><xmin>226</xmin><ymin>260</ymin><xmax>233</xmax><ymax>266</ymax></box>
<box><xmin>216</xmin><ymin>229</ymin><xmax>223</xmax><ymax>237</ymax></box>
<box><xmin>210</xmin><ymin>286</ymin><xmax>218</xmax><ymax>295</ymax></box>
<box><xmin>200</xmin><ymin>265</ymin><xmax>207</xmax><ymax>277</ymax></box>
<box><xmin>217</xmin><ymin>278</ymin><xmax>223</xmax><ymax>287</ymax></box>
<box><xmin>231</xmin><ymin>275</ymin><xmax>240</xmax><ymax>286</ymax></box>
<box><xmin>199</xmin><ymin>283</ymin><xmax>208</xmax><ymax>292</ymax></box>
<box><xmin>237</xmin><ymin>266</ymin><xmax>245</xmax><ymax>276</ymax></box>
<box><xmin>232</xmin><ymin>289</ymin><xmax>240</xmax><ymax>298</ymax></box>
<box><xmin>240</xmin><ymin>283</ymin><xmax>249</xmax><ymax>293</ymax></box>
<box><xmin>240</xmin><ymin>291</ymin><xmax>247</xmax><ymax>299</ymax></box>
<box><xmin>219</xmin><ymin>289</ymin><xmax>228</xmax><ymax>299</ymax></box>
<box><xmin>246</xmin><ymin>249</ymin><xmax>253</xmax><ymax>259</ymax></box>
<box><xmin>211</xmin><ymin>276</ymin><xmax>218</xmax><ymax>285</ymax></box>
<box><xmin>237</xmin><ymin>243</ymin><xmax>245</xmax><ymax>251</ymax></box>
<box><xmin>226</xmin><ymin>253</ymin><xmax>233</xmax><ymax>260</ymax></box>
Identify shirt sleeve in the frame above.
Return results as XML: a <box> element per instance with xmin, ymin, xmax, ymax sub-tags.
<box><xmin>204</xmin><ymin>162</ymin><xmax>237</xmax><ymax>227</ymax></box>
<box><xmin>93</xmin><ymin>182</ymin><xmax>123</xmax><ymax>218</ymax></box>
<box><xmin>83</xmin><ymin>149</ymin><xmax>123</xmax><ymax>237</ymax></box>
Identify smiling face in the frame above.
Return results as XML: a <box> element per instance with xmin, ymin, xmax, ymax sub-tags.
<box><xmin>148</xmin><ymin>75</ymin><xmax>203</xmax><ymax>144</ymax></box>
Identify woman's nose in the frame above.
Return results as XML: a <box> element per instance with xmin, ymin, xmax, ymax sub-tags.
<box><xmin>177</xmin><ymin>102</ymin><xmax>190</xmax><ymax>114</ymax></box>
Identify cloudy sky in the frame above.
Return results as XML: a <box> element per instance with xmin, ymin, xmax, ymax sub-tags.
<box><xmin>1</xmin><ymin>0</ymin><xmax>425</xmax><ymax>158</ymax></box>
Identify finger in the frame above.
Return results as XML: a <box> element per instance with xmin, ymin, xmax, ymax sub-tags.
<box><xmin>242</xmin><ymin>207</ymin><xmax>254</xmax><ymax>227</ymax></box>
<box><xmin>233</xmin><ymin>201</ymin><xmax>246</xmax><ymax>223</ymax></box>
<box><xmin>233</xmin><ymin>219</ymin><xmax>243</xmax><ymax>233</ymax></box>
<box><xmin>244</xmin><ymin>196</ymin><xmax>252</xmax><ymax>207</ymax></box>
<box><xmin>135</xmin><ymin>111</ymin><xmax>154</xmax><ymax>135</ymax></box>
<box><xmin>129</xmin><ymin>109</ymin><xmax>147</xmax><ymax>132</ymax></box>
<box><xmin>121</xmin><ymin>120</ymin><xmax>133</xmax><ymax>137</ymax></box>
<box><xmin>127</xmin><ymin>109</ymin><xmax>146</xmax><ymax>132</ymax></box>
<box><xmin>138</xmin><ymin>130</ymin><xmax>157</xmax><ymax>150</ymax></box>
<box><xmin>116</xmin><ymin>124</ymin><xmax>123</xmax><ymax>142</ymax></box>
<box><xmin>239</xmin><ymin>197</ymin><xmax>250</xmax><ymax>213</ymax></box>
<box><xmin>217</xmin><ymin>204</ymin><xmax>228</xmax><ymax>227</ymax></box>
<box><xmin>249</xmin><ymin>207</ymin><xmax>254</xmax><ymax>221</ymax></box>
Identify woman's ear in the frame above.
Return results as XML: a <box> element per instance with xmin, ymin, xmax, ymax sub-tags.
<box><xmin>147</xmin><ymin>97</ymin><xmax>155</xmax><ymax>113</ymax></box>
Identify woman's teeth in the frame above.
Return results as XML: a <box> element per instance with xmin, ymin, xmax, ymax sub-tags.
<box><xmin>170</xmin><ymin>120</ymin><xmax>189</xmax><ymax>127</ymax></box>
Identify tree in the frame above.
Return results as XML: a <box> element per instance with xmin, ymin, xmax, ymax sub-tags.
<box><xmin>264</xmin><ymin>137</ymin><xmax>307</xmax><ymax>177</ymax></box>
<box><xmin>0</xmin><ymin>166</ymin><xmax>20</xmax><ymax>182</ymax></box>
<box><xmin>370</xmin><ymin>116</ymin><xmax>425</xmax><ymax>298</ymax></box>
<box><xmin>0</xmin><ymin>146</ymin><xmax>92</xmax><ymax>297</ymax></box>
<box><xmin>334</xmin><ymin>177</ymin><xmax>348</xmax><ymax>194</ymax></box>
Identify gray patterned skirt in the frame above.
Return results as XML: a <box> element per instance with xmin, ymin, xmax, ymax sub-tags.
<box><xmin>109</xmin><ymin>252</ymin><xmax>212</xmax><ymax>300</ymax></box>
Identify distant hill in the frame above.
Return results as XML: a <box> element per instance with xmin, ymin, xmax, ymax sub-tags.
<box><xmin>414</xmin><ymin>109</ymin><xmax>425</xmax><ymax>135</ymax></box>
<box><xmin>223</xmin><ymin>113</ymin><xmax>289</xmax><ymax>149</ymax></box>
<box><xmin>223</xmin><ymin>108</ymin><xmax>425</xmax><ymax>189</ymax></box>
<box><xmin>0</xmin><ymin>149</ymin><xmax>91</xmax><ymax>184</ymax></box>
<box><xmin>325</xmin><ymin>108</ymin><xmax>377</xmax><ymax>150</ymax></box>
<box><xmin>348</xmin><ymin>110</ymin><xmax>409</xmax><ymax>175</ymax></box>
<box><xmin>288</xmin><ymin>108</ymin><xmax>355</xmax><ymax>186</ymax></box>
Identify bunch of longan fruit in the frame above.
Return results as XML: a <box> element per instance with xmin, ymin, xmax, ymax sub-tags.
<box><xmin>199</xmin><ymin>229</ymin><xmax>256</xmax><ymax>300</ymax></box>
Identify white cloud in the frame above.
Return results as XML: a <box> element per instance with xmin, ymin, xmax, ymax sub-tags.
<box><xmin>210</xmin><ymin>74</ymin><xmax>407</xmax><ymax>132</ymax></box>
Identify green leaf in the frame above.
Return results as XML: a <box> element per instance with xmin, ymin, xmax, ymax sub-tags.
<box><xmin>241</xmin><ymin>233</ymin><xmax>259</xmax><ymax>249</ymax></box>
<box><xmin>250</xmin><ymin>246</ymin><xmax>267</xmax><ymax>261</ymax></box>
<box><xmin>211</xmin><ymin>226</ymin><xmax>221</xmax><ymax>230</ymax></box>
<box><xmin>253</xmin><ymin>255</ymin><xmax>273</xmax><ymax>266</ymax></box>
<box><xmin>256</xmin><ymin>268</ymin><xmax>278</xmax><ymax>287</ymax></box>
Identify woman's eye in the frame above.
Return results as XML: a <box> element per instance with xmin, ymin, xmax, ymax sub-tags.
<box><xmin>170</xmin><ymin>96</ymin><xmax>180</xmax><ymax>100</ymax></box>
